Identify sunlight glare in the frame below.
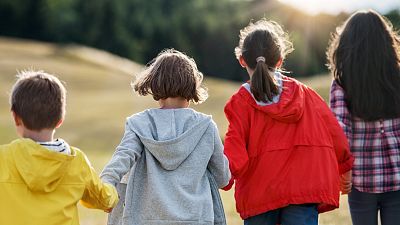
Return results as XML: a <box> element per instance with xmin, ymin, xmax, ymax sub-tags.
<box><xmin>278</xmin><ymin>0</ymin><xmax>400</xmax><ymax>15</ymax></box>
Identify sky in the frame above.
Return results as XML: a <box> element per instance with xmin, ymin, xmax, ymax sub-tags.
<box><xmin>279</xmin><ymin>0</ymin><xmax>400</xmax><ymax>15</ymax></box>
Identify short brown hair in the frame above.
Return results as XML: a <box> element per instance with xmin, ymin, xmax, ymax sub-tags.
<box><xmin>133</xmin><ymin>49</ymin><xmax>208</xmax><ymax>104</ymax></box>
<box><xmin>10</xmin><ymin>70</ymin><xmax>67</xmax><ymax>131</ymax></box>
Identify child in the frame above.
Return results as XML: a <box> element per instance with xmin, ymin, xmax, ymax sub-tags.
<box><xmin>328</xmin><ymin>10</ymin><xmax>400</xmax><ymax>225</ymax></box>
<box><xmin>0</xmin><ymin>70</ymin><xmax>118</xmax><ymax>225</ymax></box>
<box><xmin>100</xmin><ymin>49</ymin><xmax>231</xmax><ymax>225</ymax></box>
<box><xmin>223</xmin><ymin>19</ymin><xmax>354</xmax><ymax>225</ymax></box>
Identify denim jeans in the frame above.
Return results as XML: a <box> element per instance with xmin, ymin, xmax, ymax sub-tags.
<box><xmin>348</xmin><ymin>188</ymin><xmax>400</xmax><ymax>225</ymax></box>
<box><xmin>244</xmin><ymin>204</ymin><xmax>318</xmax><ymax>225</ymax></box>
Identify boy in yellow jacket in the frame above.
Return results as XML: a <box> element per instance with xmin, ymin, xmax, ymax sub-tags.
<box><xmin>0</xmin><ymin>70</ymin><xmax>118</xmax><ymax>225</ymax></box>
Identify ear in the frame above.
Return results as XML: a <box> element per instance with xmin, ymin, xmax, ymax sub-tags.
<box><xmin>11</xmin><ymin>111</ymin><xmax>22</xmax><ymax>126</ymax></box>
<box><xmin>55</xmin><ymin>119</ymin><xmax>63</xmax><ymax>128</ymax></box>
<box><xmin>239</xmin><ymin>56</ymin><xmax>248</xmax><ymax>68</ymax></box>
<box><xmin>275</xmin><ymin>58</ymin><xmax>283</xmax><ymax>68</ymax></box>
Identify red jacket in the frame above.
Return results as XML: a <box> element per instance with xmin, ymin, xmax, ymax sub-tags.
<box><xmin>223</xmin><ymin>76</ymin><xmax>354</xmax><ymax>219</ymax></box>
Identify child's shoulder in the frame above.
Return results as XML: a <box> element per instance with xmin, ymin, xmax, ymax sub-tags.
<box><xmin>125</xmin><ymin>108</ymin><xmax>214</xmax><ymax>131</ymax></box>
<box><xmin>225</xmin><ymin>83</ymin><xmax>255</xmax><ymax>111</ymax></box>
<box><xmin>127</xmin><ymin>108</ymin><xmax>212</xmax><ymax>121</ymax></box>
<box><xmin>0</xmin><ymin>139</ymin><xmax>29</xmax><ymax>156</ymax></box>
<box><xmin>68</xmin><ymin>146</ymin><xmax>100</xmax><ymax>174</ymax></box>
<box><xmin>225</xmin><ymin>84</ymin><xmax>247</xmax><ymax>103</ymax></box>
<box><xmin>187</xmin><ymin>108</ymin><xmax>213</xmax><ymax>120</ymax></box>
<box><xmin>0</xmin><ymin>142</ymin><xmax>9</xmax><ymax>152</ymax></box>
<box><xmin>70</xmin><ymin>146</ymin><xmax>84</xmax><ymax>156</ymax></box>
<box><xmin>67</xmin><ymin>146</ymin><xmax>91</xmax><ymax>165</ymax></box>
<box><xmin>128</xmin><ymin>109</ymin><xmax>151</xmax><ymax>119</ymax></box>
<box><xmin>281</xmin><ymin>74</ymin><xmax>319</xmax><ymax>95</ymax></box>
<box><xmin>0</xmin><ymin>142</ymin><xmax>11</xmax><ymax>163</ymax></box>
<box><xmin>281</xmin><ymin>74</ymin><xmax>305</xmax><ymax>88</ymax></box>
<box><xmin>124</xmin><ymin>110</ymin><xmax>153</xmax><ymax>127</ymax></box>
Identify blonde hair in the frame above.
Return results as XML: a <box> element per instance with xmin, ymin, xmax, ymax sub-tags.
<box><xmin>133</xmin><ymin>49</ymin><xmax>208</xmax><ymax>104</ymax></box>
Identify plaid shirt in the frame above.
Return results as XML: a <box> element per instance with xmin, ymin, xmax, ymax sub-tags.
<box><xmin>330</xmin><ymin>80</ymin><xmax>400</xmax><ymax>193</ymax></box>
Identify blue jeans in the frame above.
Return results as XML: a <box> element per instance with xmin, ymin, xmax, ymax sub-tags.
<box><xmin>348</xmin><ymin>188</ymin><xmax>400</xmax><ymax>225</ymax></box>
<box><xmin>244</xmin><ymin>204</ymin><xmax>318</xmax><ymax>225</ymax></box>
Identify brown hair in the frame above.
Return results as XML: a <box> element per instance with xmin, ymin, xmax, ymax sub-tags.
<box><xmin>235</xmin><ymin>19</ymin><xmax>293</xmax><ymax>102</ymax></box>
<box><xmin>10</xmin><ymin>70</ymin><xmax>67</xmax><ymax>131</ymax></box>
<box><xmin>133</xmin><ymin>49</ymin><xmax>208</xmax><ymax>104</ymax></box>
<box><xmin>327</xmin><ymin>10</ymin><xmax>400</xmax><ymax>120</ymax></box>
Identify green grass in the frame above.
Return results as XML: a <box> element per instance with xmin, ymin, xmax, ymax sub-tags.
<box><xmin>0</xmin><ymin>37</ymin><xmax>351</xmax><ymax>225</ymax></box>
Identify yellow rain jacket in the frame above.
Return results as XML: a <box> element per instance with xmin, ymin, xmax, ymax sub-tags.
<box><xmin>0</xmin><ymin>138</ymin><xmax>118</xmax><ymax>225</ymax></box>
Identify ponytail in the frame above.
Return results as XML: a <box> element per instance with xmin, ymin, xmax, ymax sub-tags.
<box><xmin>250</xmin><ymin>59</ymin><xmax>279</xmax><ymax>102</ymax></box>
<box><xmin>236</xmin><ymin>19</ymin><xmax>293</xmax><ymax>102</ymax></box>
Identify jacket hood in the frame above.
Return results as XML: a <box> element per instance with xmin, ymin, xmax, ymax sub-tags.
<box><xmin>10</xmin><ymin>139</ymin><xmax>74</xmax><ymax>192</ymax></box>
<box><xmin>239</xmin><ymin>76</ymin><xmax>305</xmax><ymax>123</ymax></box>
<box><xmin>127</xmin><ymin>108</ymin><xmax>212</xmax><ymax>171</ymax></box>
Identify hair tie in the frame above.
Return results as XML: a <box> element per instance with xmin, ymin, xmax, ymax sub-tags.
<box><xmin>256</xmin><ymin>56</ymin><xmax>266</xmax><ymax>63</ymax></box>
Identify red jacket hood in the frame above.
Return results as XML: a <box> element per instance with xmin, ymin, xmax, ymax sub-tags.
<box><xmin>238</xmin><ymin>77</ymin><xmax>304</xmax><ymax>123</ymax></box>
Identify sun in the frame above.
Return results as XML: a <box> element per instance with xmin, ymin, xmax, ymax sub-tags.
<box><xmin>278</xmin><ymin>0</ymin><xmax>345</xmax><ymax>15</ymax></box>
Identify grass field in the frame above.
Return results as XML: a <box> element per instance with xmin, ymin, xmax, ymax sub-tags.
<box><xmin>0</xmin><ymin>37</ymin><xmax>352</xmax><ymax>225</ymax></box>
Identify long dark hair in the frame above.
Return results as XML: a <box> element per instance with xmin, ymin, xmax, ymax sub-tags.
<box><xmin>235</xmin><ymin>19</ymin><xmax>293</xmax><ymax>102</ymax></box>
<box><xmin>327</xmin><ymin>10</ymin><xmax>400</xmax><ymax>121</ymax></box>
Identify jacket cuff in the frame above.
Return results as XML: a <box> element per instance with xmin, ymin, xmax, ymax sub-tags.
<box><xmin>338</xmin><ymin>155</ymin><xmax>354</xmax><ymax>175</ymax></box>
<box><xmin>221</xmin><ymin>178</ymin><xmax>234</xmax><ymax>191</ymax></box>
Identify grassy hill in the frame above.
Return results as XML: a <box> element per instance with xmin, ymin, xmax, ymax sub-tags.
<box><xmin>0</xmin><ymin>37</ymin><xmax>350</xmax><ymax>225</ymax></box>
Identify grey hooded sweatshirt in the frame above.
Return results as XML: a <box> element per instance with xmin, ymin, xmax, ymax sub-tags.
<box><xmin>101</xmin><ymin>108</ymin><xmax>231</xmax><ymax>225</ymax></box>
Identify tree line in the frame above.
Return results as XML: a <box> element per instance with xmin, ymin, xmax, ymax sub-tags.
<box><xmin>0</xmin><ymin>0</ymin><xmax>399</xmax><ymax>81</ymax></box>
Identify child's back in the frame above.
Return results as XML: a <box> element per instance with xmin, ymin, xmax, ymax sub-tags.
<box><xmin>101</xmin><ymin>49</ymin><xmax>231</xmax><ymax>225</ymax></box>
<box><xmin>0</xmin><ymin>140</ymin><xmax>117</xmax><ymax>225</ymax></box>
<box><xmin>0</xmin><ymin>70</ymin><xmax>118</xmax><ymax>225</ymax></box>
<box><xmin>102</xmin><ymin>108</ymin><xmax>230</xmax><ymax>224</ymax></box>
<box><xmin>327</xmin><ymin>10</ymin><xmax>400</xmax><ymax>225</ymax></box>
<box><xmin>222</xmin><ymin>19</ymin><xmax>354</xmax><ymax>224</ymax></box>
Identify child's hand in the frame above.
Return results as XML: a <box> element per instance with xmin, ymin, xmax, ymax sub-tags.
<box><xmin>340</xmin><ymin>170</ymin><xmax>352</xmax><ymax>194</ymax></box>
<box><xmin>104</xmin><ymin>208</ymin><xmax>113</xmax><ymax>213</ymax></box>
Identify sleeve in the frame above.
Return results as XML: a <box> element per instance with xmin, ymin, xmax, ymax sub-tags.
<box><xmin>329</xmin><ymin>80</ymin><xmax>353</xmax><ymax>143</ymax></box>
<box><xmin>207</xmin><ymin>121</ymin><xmax>231</xmax><ymax>188</ymax></box>
<box><xmin>100</xmin><ymin>120</ymin><xmax>144</xmax><ymax>187</ymax></box>
<box><xmin>222</xmin><ymin>98</ymin><xmax>250</xmax><ymax>190</ymax></box>
<box><xmin>80</xmin><ymin>153</ymin><xmax>119</xmax><ymax>210</ymax></box>
<box><xmin>325</xmin><ymin>80</ymin><xmax>354</xmax><ymax>174</ymax></box>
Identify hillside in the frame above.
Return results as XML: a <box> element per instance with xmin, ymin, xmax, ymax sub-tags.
<box><xmin>0</xmin><ymin>37</ymin><xmax>350</xmax><ymax>225</ymax></box>
<box><xmin>0</xmin><ymin>37</ymin><xmax>244</xmax><ymax>148</ymax></box>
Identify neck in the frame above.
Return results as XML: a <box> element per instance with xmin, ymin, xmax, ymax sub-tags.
<box><xmin>247</xmin><ymin>67</ymin><xmax>255</xmax><ymax>78</ymax></box>
<box><xmin>21</xmin><ymin>128</ymin><xmax>55</xmax><ymax>142</ymax></box>
<box><xmin>159</xmin><ymin>97</ymin><xmax>190</xmax><ymax>109</ymax></box>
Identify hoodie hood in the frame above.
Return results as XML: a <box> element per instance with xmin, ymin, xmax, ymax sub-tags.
<box><xmin>240</xmin><ymin>76</ymin><xmax>305</xmax><ymax>123</ymax></box>
<box><xmin>127</xmin><ymin>108</ymin><xmax>212</xmax><ymax>170</ymax></box>
<box><xmin>11</xmin><ymin>139</ymin><xmax>74</xmax><ymax>192</ymax></box>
